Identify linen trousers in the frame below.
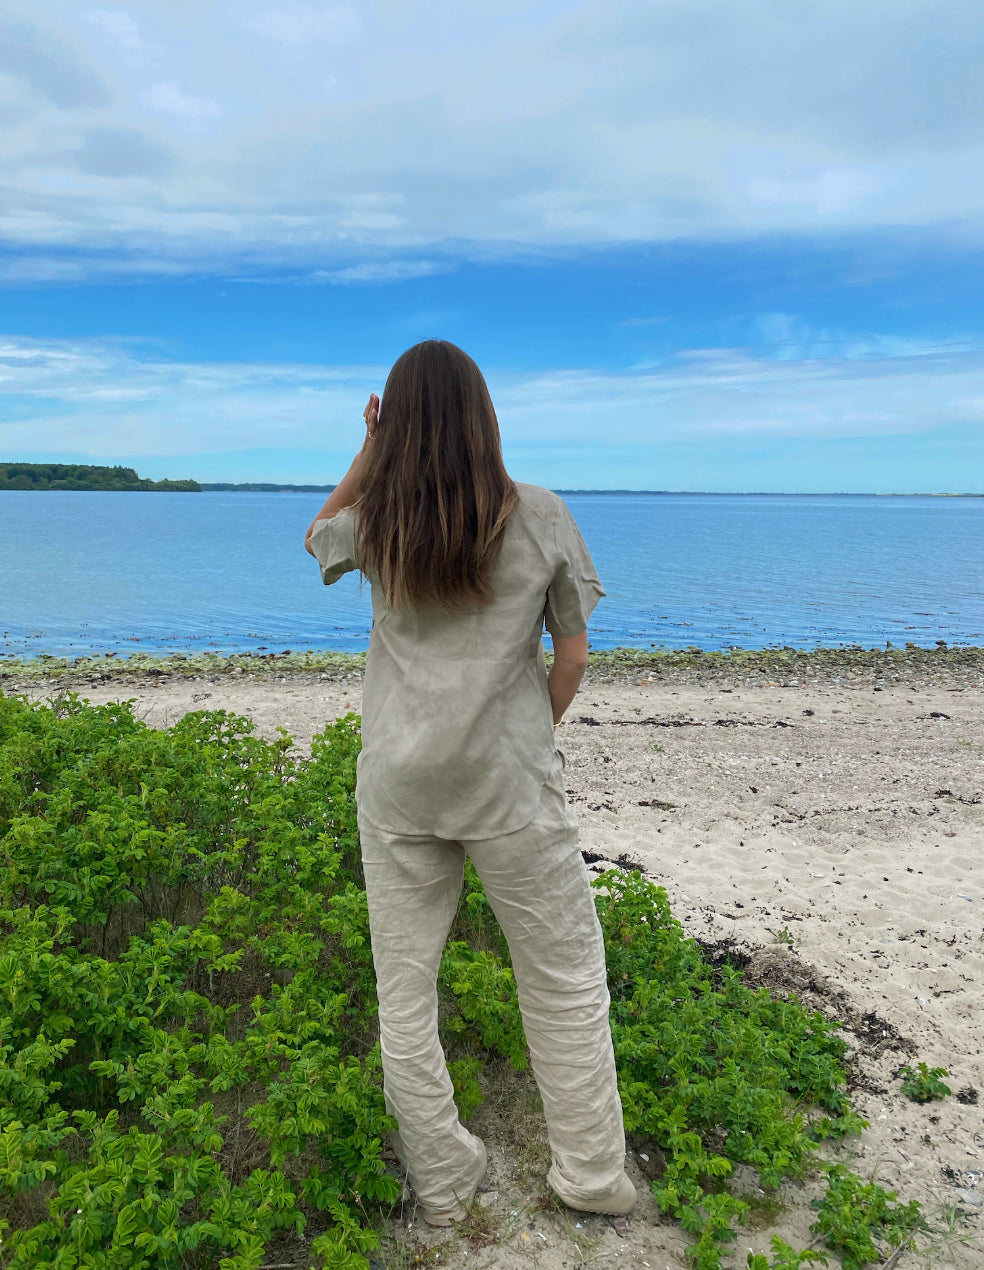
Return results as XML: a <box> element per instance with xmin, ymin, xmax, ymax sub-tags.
<box><xmin>358</xmin><ymin>781</ymin><xmax>628</xmax><ymax>1215</ymax></box>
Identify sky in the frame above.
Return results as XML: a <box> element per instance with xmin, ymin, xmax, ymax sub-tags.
<box><xmin>0</xmin><ymin>0</ymin><xmax>982</xmax><ymax>491</ymax></box>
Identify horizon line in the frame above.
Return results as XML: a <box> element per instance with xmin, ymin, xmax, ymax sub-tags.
<box><xmin>203</xmin><ymin>484</ymin><xmax>984</xmax><ymax>497</ymax></box>
<box><xmin>2</xmin><ymin>484</ymin><xmax>982</xmax><ymax>498</ymax></box>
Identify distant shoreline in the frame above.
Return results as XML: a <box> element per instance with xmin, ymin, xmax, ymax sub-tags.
<box><xmin>199</xmin><ymin>482</ymin><xmax>337</xmax><ymax>492</ymax></box>
<box><xmin>4</xmin><ymin>485</ymin><xmax>981</xmax><ymax>497</ymax></box>
<box><xmin>204</xmin><ymin>486</ymin><xmax>984</xmax><ymax>496</ymax></box>
<box><xmin>554</xmin><ymin>490</ymin><xmax>984</xmax><ymax>497</ymax></box>
<box><xmin>4</xmin><ymin>462</ymin><xmax>981</xmax><ymax>496</ymax></box>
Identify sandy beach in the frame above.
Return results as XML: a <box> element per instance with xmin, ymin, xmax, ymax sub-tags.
<box><xmin>6</xmin><ymin>651</ymin><xmax>982</xmax><ymax>1269</ymax></box>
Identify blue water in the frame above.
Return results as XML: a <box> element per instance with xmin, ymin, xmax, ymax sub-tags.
<box><xmin>1</xmin><ymin>491</ymin><xmax>982</xmax><ymax>658</ymax></box>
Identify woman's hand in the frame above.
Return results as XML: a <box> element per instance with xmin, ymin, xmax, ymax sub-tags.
<box><xmin>363</xmin><ymin>393</ymin><xmax>379</xmax><ymax>440</ymax></box>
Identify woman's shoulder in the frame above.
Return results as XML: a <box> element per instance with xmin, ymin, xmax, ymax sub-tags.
<box><xmin>512</xmin><ymin>482</ymin><xmax>569</xmax><ymax>523</ymax></box>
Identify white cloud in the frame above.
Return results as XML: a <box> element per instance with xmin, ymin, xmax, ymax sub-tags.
<box><xmin>86</xmin><ymin>9</ymin><xmax>144</xmax><ymax>54</ymax></box>
<box><xmin>0</xmin><ymin>254</ymin><xmax>200</xmax><ymax>283</ymax></box>
<box><xmin>0</xmin><ymin>0</ymin><xmax>982</xmax><ymax>273</ymax></box>
<box><xmin>0</xmin><ymin>337</ymin><xmax>386</xmax><ymax>457</ymax></box>
<box><xmin>737</xmin><ymin>314</ymin><xmax>969</xmax><ymax>365</ymax></box>
<box><xmin>494</xmin><ymin>348</ymin><xmax>984</xmax><ymax>447</ymax></box>
<box><xmin>145</xmin><ymin>82</ymin><xmax>222</xmax><ymax>123</ymax></box>
<box><xmin>242</xmin><ymin>4</ymin><xmax>361</xmax><ymax>45</ymax></box>
<box><xmin>1</xmin><ymin>334</ymin><xmax>981</xmax><ymax>465</ymax></box>
<box><xmin>309</xmin><ymin>259</ymin><xmax>446</xmax><ymax>284</ymax></box>
<box><xmin>746</xmin><ymin>169</ymin><xmax>879</xmax><ymax>218</ymax></box>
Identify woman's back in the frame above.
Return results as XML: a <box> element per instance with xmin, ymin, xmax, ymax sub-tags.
<box><xmin>309</xmin><ymin>482</ymin><xmax>603</xmax><ymax>838</ymax></box>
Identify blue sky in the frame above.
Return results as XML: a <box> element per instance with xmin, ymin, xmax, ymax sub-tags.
<box><xmin>1</xmin><ymin>1</ymin><xmax>982</xmax><ymax>491</ymax></box>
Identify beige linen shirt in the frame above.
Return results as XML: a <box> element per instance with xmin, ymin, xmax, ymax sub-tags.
<box><xmin>309</xmin><ymin>482</ymin><xmax>604</xmax><ymax>840</ymax></box>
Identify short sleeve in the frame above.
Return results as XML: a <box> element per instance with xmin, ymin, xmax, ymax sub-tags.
<box><xmin>308</xmin><ymin>507</ymin><xmax>359</xmax><ymax>586</ymax></box>
<box><xmin>543</xmin><ymin>502</ymin><xmax>605</xmax><ymax>637</ymax></box>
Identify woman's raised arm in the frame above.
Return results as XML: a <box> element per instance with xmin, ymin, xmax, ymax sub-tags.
<box><xmin>304</xmin><ymin>393</ymin><xmax>378</xmax><ymax>554</ymax></box>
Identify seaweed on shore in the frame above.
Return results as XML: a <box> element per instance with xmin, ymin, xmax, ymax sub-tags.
<box><xmin>2</xmin><ymin>642</ymin><xmax>982</xmax><ymax>687</ymax></box>
<box><xmin>0</xmin><ymin>648</ymin><xmax>367</xmax><ymax>682</ymax></box>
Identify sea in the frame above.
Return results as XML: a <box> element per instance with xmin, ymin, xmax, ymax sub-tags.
<box><xmin>1</xmin><ymin>491</ymin><xmax>982</xmax><ymax>659</ymax></box>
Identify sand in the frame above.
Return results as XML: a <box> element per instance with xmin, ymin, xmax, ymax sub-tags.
<box><xmin>8</xmin><ymin>659</ymin><xmax>983</xmax><ymax>1269</ymax></box>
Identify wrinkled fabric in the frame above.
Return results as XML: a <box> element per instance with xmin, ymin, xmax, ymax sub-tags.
<box><xmin>310</xmin><ymin>481</ymin><xmax>627</xmax><ymax>1210</ymax></box>
<box><xmin>359</xmin><ymin>783</ymin><xmax>629</xmax><ymax>1214</ymax></box>
<box><xmin>308</xmin><ymin>483</ymin><xmax>604</xmax><ymax>839</ymax></box>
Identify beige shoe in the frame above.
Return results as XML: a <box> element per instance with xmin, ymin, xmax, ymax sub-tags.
<box><xmin>548</xmin><ymin>1169</ymin><xmax>637</xmax><ymax>1216</ymax></box>
<box><xmin>418</xmin><ymin>1199</ymin><xmax>468</xmax><ymax>1227</ymax></box>
<box><xmin>418</xmin><ymin>1141</ymin><xmax>489</xmax><ymax>1227</ymax></box>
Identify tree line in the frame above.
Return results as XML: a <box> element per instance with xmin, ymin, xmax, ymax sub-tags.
<box><xmin>0</xmin><ymin>463</ymin><xmax>200</xmax><ymax>491</ymax></box>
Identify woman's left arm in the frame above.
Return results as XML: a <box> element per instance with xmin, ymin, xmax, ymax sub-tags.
<box><xmin>548</xmin><ymin>629</ymin><xmax>590</xmax><ymax>725</ymax></box>
<box><xmin>304</xmin><ymin>393</ymin><xmax>378</xmax><ymax>555</ymax></box>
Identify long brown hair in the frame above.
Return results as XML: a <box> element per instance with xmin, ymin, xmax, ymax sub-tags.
<box><xmin>355</xmin><ymin>340</ymin><xmax>518</xmax><ymax>611</ymax></box>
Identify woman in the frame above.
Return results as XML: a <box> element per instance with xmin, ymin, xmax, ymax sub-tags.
<box><xmin>304</xmin><ymin>340</ymin><xmax>635</xmax><ymax>1226</ymax></box>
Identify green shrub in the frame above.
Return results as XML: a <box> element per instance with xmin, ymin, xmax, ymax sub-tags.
<box><xmin>747</xmin><ymin>1236</ymin><xmax>829</xmax><ymax>1268</ymax></box>
<box><xmin>0</xmin><ymin>693</ymin><xmax>926</xmax><ymax>1269</ymax></box>
<box><xmin>594</xmin><ymin>868</ymin><xmax>871</xmax><ymax>1267</ymax></box>
<box><xmin>898</xmin><ymin>1062</ymin><xmax>952</xmax><ymax>1103</ymax></box>
<box><xmin>809</xmin><ymin>1163</ymin><xmax>927</xmax><ymax>1269</ymax></box>
<box><xmin>0</xmin><ymin>694</ymin><xmax>386</xmax><ymax>1269</ymax></box>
